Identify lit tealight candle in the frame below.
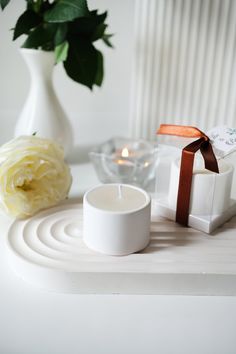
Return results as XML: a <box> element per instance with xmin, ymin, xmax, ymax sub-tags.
<box><xmin>117</xmin><ymin>146</ymin><xmax>141</xmax><ymax>160</ymax></box>
<box><xmin>115</xmin><ymin>147</ymin><xmax>133</xmax><ymax>166</ymax></box>
<box><xmin>90</xmin><ymin>138</ymin><xmax>158</xmax><ymax>186</ymax></box>
<box><xmin>83</xmin><ymin>184</ymin><xmax>151</xmax><ymax>255</ymax></box>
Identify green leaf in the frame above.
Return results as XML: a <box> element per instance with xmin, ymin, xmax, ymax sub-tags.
<box><xmin>91</xmin><ymin>23</ymin><xmax>107</xmax><ymax>42</ymax></box>
<box><xmin>102</xmin><ymin>33</ymin><xmax>113</xmax><ymax>48</ymax></box>
<box><xmin>0</xmin><ymin>0</ymin><xmax>10</xmax><ymax>10</ymax></box>
<box><xmin>63</xmin><ymin>37</ymin><xmax>98</xmax><ymax>89</ymax></box>
<box><xmin>22</xmin><ymin>23</ymin><xmax>57</xmax><ymax>50</ymax></box>
<box><xmin>55</xmin><ymin>40</ymin><xmax>69</xmax><ymax>64</ymax></box>
<box><xmin>44</xmin><ymin>0</ymin><xmax>89</xmax><ymax>23</ymax></box>
<box><xmin>94</xmin><ymin>50</ymin><xmax>103</xmax><ymax>87</ymax></box>
<box><xmin>13</xmin><ymin>10</ymin><xmax>41</xmax><ymax>40</ymax></box>
<box><xmin>54</xmin><ymin>23</ymin><xmax>68</xmax><ymax>46</ymax></box>
<box><xmin>68</xmin><ymin>11</ymin><xmax>107</xmax><ymax>37</ymax></box>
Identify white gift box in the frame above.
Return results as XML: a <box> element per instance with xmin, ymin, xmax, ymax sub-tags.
<box><xmin>152</xmin><ymin>141</ymin><xmax>236</xmax><ymax>233</ymax></box>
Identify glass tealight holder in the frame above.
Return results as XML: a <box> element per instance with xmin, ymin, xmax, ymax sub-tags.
<box><xmin>89</xmin><ymin>137</ymin><xmax>158</xmax><ymax>188</ymax></box>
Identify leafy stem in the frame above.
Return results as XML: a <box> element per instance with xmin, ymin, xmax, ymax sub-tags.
<box><xmin>1</xmin><ymin>0</ymin><xmax>113</xmax><ymax>89</ymax></box>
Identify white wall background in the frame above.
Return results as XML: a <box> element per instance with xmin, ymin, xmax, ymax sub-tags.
<box><xmin>131</xmin><ymin>0</ymin><xmax>236</xmax><ymax>140</ymax></box>
<box><xmin>0</xmin><ymin>0</ymin><xmax>135</xmax><ymax>145</ymax></box>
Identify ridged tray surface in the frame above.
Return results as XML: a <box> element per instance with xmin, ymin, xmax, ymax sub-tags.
<box><xmin>7</xmin><ymin>202</ymin><xmax>236</xmax><ymax>294</ymax></box>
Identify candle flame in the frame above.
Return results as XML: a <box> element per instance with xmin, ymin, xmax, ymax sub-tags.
<box><xmin>121</xmin><ymin>147</ymin><xmax>129</xmax><ymax>158</ymax></box>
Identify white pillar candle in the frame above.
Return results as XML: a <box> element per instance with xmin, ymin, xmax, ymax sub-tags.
<box><xmin>168</xmin><ymin>158</ymin><xmax>234</xmax><ymax>215</ymax></box>
<box><xmin>83</xmin><ymin>184</ymin><xmax>151</xmax><ymax>256</ymax></box>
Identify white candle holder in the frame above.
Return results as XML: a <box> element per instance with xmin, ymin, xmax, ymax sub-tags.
<box><xmin>83</xmin><ymin>184</ymin><xmax>151</xmax><ymax>255</ymax></box>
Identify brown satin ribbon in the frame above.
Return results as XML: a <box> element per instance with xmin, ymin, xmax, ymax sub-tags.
<box><xmin>157</xmin><ymin>124</ymin><xmax>219</xmax><ymax>226</ymax></box>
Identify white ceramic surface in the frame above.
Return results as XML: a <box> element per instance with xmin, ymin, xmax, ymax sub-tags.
<box><xmin>6</xmin><ymin>200</ymin><xmax>236</xmax><ymax>294</ymax></box>
<box><xmin>168</xmin><ymin>158</ymin><xmax>234</xmax><ymax>215</ymax></box>
<box><xmin>15</xmin><ymin>49</ymin><xmax>73</xmax><ymax>156</ymax></box>
<box><xmin>83</xmin><ymin>184</ymin><xmax>151</xmax><ymax>256</ymax></box>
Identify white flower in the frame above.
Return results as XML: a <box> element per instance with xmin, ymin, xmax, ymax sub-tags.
<box><xmin>0</xmin><ymin>136</ymin><xmax>72</xmax><ymax>218</ymax></box>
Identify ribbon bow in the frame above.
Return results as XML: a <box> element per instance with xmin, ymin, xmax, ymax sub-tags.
<box><xmin>157</xmin><ymin>124</ymin><xmax>219</xmax><ymax>226</ymax></box>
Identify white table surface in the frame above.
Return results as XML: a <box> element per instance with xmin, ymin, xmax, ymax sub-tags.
<box><xmin>1</xmin><ymin>162</ymin><xmax>236</xmax><ymax>354</ymax></box>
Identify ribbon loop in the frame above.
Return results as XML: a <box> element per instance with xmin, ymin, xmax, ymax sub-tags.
<box><xmin>157</xmin><ymin>124</ymin><xmax>219</xmax><ymax>226</ymax></box>
<box><xmin>157</xmin><ymin>124</ymin><xmax>207</xmax><ymax>139</ymax></box>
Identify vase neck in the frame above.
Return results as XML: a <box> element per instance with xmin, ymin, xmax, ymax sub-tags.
<box><xmin>20</xmin><ymin>49</ymin><xmax>55</xmax><ymax>81</ymax></box>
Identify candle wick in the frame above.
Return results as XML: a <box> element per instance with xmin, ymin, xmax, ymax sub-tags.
<box><xmin>118</xmin><ymin>184</ymin><xmax>122</xmax><ymax>199</ymax></box>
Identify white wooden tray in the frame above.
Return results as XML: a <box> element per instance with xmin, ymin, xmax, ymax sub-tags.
<box><xmin>6</xmin><ymin>202</ymin><xmax>236</xmax><ymax>295</ymax></box>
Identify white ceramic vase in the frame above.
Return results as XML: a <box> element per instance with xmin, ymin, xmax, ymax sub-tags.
<box><xmin>15</xmin><ymin>48</ymin><xmax>73</xmax><ymax>157</ymax></box>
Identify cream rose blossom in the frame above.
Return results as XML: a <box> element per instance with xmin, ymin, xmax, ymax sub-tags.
<box><xmin>0</xmin><ymin>136</ymin><xmax>72</xmax><ymax>218</ymax></box>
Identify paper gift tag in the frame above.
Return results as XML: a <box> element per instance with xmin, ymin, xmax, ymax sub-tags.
<box><xmin>207</xmin><ymin>126</ymin><xmax>236</xmax><ymax>158</ymax></box>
